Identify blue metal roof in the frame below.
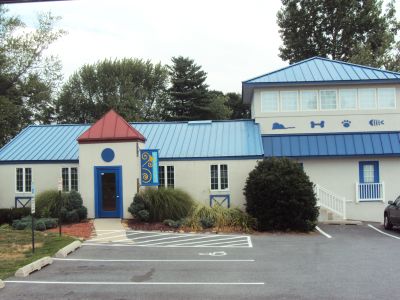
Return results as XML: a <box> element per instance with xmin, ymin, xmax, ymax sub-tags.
<box><xmin>244</xmin><ymin>57</ymin><xmax>400</xmax><ymax>84</ymax></box>
<box><xmin>242</xmin><ymin>57</ymin><xmax>400</xmax><ymax>104</ymax></box>
<box><xmin>0</xmin><ymin>120</ymin><xmax>264</xmax><ymax>162</ymax></box>
<box><xmin>262</xmin><ymin>132</ymin><xmax>400</xmax><ymax>158</ymax></box>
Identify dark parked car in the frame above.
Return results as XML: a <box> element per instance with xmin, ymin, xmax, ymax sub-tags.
<box><xmin>384</xmin><ymin>196</ymin><xmax>400</xmax><ymax>230</ymax></box>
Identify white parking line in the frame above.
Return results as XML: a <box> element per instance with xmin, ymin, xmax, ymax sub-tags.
<box><xmin>135</xmin><ymin>236</ymin><xmax>247</xmax><ymax>247</ymax></box>
<box><xmin>4</xmin><ymin>280</ymin><xmax>265</xmax><ymax>286</ymax></box>
<box><xmin>315</xmin><ymin>226</ymin><xmax>332</xmax><ymax>239</ymax></box>
<box><xmin>367</xmin><ymin>224</ymin><xmax>400</xmax><ymax>240</ymax></box>
<box><xmin>53</xmin><ymin>258</ymin><xmax>255</xmax><ymax>262</ymax></box>
<box><xmin>83</xmin><ymin>243</ymin><xmax>249</xmax><ymax>248</ymax></box>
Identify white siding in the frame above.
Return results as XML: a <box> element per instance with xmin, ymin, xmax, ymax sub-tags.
<box><xmin>0</xmin><ymin>163</ymin><xmax>78</xmax><ymax>208</ymax></box>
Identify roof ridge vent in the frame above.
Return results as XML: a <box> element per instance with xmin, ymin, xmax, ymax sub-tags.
<box><xmin>188</xmin><ymin>120</ymin><xmax>212</xmax><ymax>125</ymax></box>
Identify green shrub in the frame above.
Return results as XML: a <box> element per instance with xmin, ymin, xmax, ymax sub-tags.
<box><xmin>35</xmin><ymin>189</ymin><xmax>87</xmax><ymax>223</ymax></box>
<box><xmin>163</xmin><ymin>219</ymin><xmax>182</xmax><ymax>228</ymax></box>
<box><xmin>76</xmin><ymin>206</ymin><xmax>87</xmax><ymax>220</ymax></box>
<box><xmin>43</xmin><ymin>218</ymin><xmax>58</xmax><ymax>229</ymax></box>
<box><xmin>12</xmin><ymin>216</ymin><xmax>58</xmax><ymax>231</ymax></box>
<box><xmin>35</xmin><ymin>190</ymin><xmax>61</xmax><ymax>218</ymax></box>
<box><xmin>186</xmin><ymin>205</ymin><xmax>256</xmax><ymax>231</ymax></box>
<box><xmin>244</xmin><ymin>158</ymin><xmax>319</xmax><ymax>232</ymax></box>
<box><xmin>0</xmin><ymin>207</ymin><xmax>31</xmax><ymax>225</ymax></box>
<box><xmin>129</xmin><ymin>188</ymin><xmax>195</xmax><ymax>222</ymax></box>
<box><xmin>137</xmin><ymin>210</ymin><xmax>150</xmax><ymax>222</ymax></box>
<box><xmin>64</xmin><ymin>210</ymin><xmax>79</xmax><ymax>223</ymax></box>
<box><xmin>35</xmin><ymin>221</ymin><xmax>46</xmax><ymax>231</ymax></box>
<box><xmin>64</xmin><ymin>191</ymin><xmax>83</xmax><ymax>210</ymax></box>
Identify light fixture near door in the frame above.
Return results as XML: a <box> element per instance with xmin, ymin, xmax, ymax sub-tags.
<box><xmin>101</xmin><ymin>148</ymin><xmax>115</xmax><ymax>162</ymax></box>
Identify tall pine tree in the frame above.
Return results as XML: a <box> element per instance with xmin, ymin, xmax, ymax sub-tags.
<box><xmin>277</xmin><ymin>0</ymin><xmax>399</xmax><ymax>67</ymax></box>
<box><xmin>167</xmin><ymin>56</ymin><xmax>212</xmax><ymax>121</ymax></box>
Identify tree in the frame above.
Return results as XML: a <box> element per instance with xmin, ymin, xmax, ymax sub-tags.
<box><xmin>0</xmin><ymin>6</ymin><xmax>65</xmax><ymax>146</ymax></box>
<box><xmin>56</xmin><ymin>58</ymin><xmax>169</xmax><ymax>123</ymax></box>
<box><xmin>207</xmin><ymin>90</ymin><xmax>232</xmax><ymax>120</ymax></box>
<box><xmin>167</xmin><ymin>56</ymin><xmax>212</xmax><ymax>121</ymax></box>
<box><xmin>277</xmin><ymin>0</ymin><xmax>399</xmax><ymax>67</ymax></box>
<box><xmin>225</xmin><ymin>92</ymin><xmax>250</xmax><ymax>119</ymax></box>
<box><xmin>244</xmin><ymin>158</ymin><xmax>318</xmax><ymax>232</ymax></box>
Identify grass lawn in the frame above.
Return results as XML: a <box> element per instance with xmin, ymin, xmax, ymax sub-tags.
<box><xmin>0</xmin><ymin>225</ymin><xmax>76</xmax><ymax>279</ymax></box>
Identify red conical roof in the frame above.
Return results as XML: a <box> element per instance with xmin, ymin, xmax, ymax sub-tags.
<box><xmin>77</xmin><ymin>109</ymin><xmax>145</xmax><ymax>143</ymax></box>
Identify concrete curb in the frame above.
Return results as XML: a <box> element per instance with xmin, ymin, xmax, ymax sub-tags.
<box><xmin>0</xmin><ymin>279</ymin><xmax>4</xmax><ymax>289</ymax></box>
<box><xmin>15</xmin><ymin>256</ymin><xmax>53</xmax><ymax>277</ymax></box>
<box><xmin>55</xmin><ymin>240</ymin><xmax>82</xmax><ymax>258</ymax></box>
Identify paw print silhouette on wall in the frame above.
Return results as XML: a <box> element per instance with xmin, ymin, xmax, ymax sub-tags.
<box><xmin>342</xmin><ymin>120</ymin><xmax>351</xmax><ymax>128</ymax></box>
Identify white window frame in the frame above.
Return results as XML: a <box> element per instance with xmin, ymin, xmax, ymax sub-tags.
<box><xmin>210</xmin><ymin>164</ymin><xmax>229</xmax><ymax>191</ymax></box>
<box><xmin>15</xmin><ymin>167</ymin><xmax>33</xmax><ymax>193</ymax></box>
<box><xmin>358</xmin><ymin>88</ymin><xmax>377</xmax><ymax>110</ymax></box>
<box><xmin>158</xmin><ymin>165</ymin><xmax>174</xmax><ymax>188</ymax></box>
<box><xmin>377</xmin><ymin>87</ymin><xmax>396</xmax><ymax>109</ymax></box>
<box><xmin>339</xmin><ymin>89</ymin><xmax>358</xmax><ymax>110</ymax></box>
<box><xmin>261</xmin><ymin>91</ymin><xmax>279</xmax><ymax>112</ymax></box>
<box><xmin>319</xmin><ymin>90</ymin><xmax>338</xmax><ymax>111</ymax></box>
<box><xmin>300</xmin><ymin>90</ymin><xmax>318</xmax><ymax>111</ymax></box>
<box><xmin>61</xmin><ymin>167</ymin><xmax>79</xmax><ymax>192</ymax></box>
<box><xmin>280</xmin><ymin>91</ymin><xmax>299</xmax><ymax>112</ymax></box>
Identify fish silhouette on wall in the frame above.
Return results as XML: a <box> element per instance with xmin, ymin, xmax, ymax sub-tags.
<box><xmin>272</xmin><ymin>122</ymin><xmax>295</xmax><ymax>130</ymax></box>
<box><xmin>369</xmin><ymin>119</ymin><xmax>384</xmax><ymax>126</ymax></box>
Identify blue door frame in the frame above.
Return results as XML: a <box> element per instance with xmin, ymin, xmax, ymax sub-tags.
<box><xmin>94</xmin><ymin>166</ymin><xmax>123</xmax><ymax>218</ymax></box>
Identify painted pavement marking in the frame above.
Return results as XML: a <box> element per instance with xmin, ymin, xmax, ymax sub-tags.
<box><xmin>4</xmin><ymin>280</ymin><xmax>264</xmax><ymax>286</ymax></box>
<box><xmin>367</xmin><ymin>224</ymin><xmax>400</xmax><ymax>240</ymax></box>
<box><xmin>84</xmin><ymin>230</ymin><xmax>252</xmax><ymax>248</ymax></box>
<box><xmin>315</xmin><ymin>226</ymin><xmax>332</xmax><ymax>239</ymax></box>
<box><xmin>53</xmin><ymin>258</ymin><xmax>255</xmax><ymax>262</ymax></box>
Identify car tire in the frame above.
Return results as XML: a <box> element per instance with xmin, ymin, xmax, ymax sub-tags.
<box><xmin>384</xmin><ymin>214</ymin><xmax>393</xmax><ymax>230</ymax></box>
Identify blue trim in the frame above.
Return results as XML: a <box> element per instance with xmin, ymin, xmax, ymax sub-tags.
<box><xmin>160</xmin><ymin>155</ymin><xmax>263</xmax><ymax>161</ymax></box>
<box><xmin>243</xmin><ymin>79</ymin><xmax>400</xmax><ymax>87</ymax></box>
<box><xmin>94</xmin><ymin>166</ymin><xmax>123</xmax><ymax>218</ymax></box>
<box><xmin>262</xmin><ymin>131</ymin><xmax>400</xmax><ymax>137</ymax></box>
<box><xmin>209</xmin><ymin>194</ymin><xmax>231</xmax><ymax>208</ymax></box>
<box><xmin>15</xmin><ymin>196</ymin><xmax>32</xmax><ymax>208</ymax></box>
<box><xmin>359</xmin><ymin>161</ymin><xmax>380</xmax><ymax>183</ymax></box>
<box><xmin>0</xmin><ymin>160</ymin><xmax>79</xmax><ymax>165</ymax></box>
<box><xmin>101</xmin><ymin>148</ymin><xmax>115</xmax><ymax>162</ymax></box>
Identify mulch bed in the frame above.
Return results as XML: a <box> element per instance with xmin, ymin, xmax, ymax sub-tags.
<box><xmin>46</xmin><ymin>220</ymin><xmax>94</xmax><ymax>239</ymax></box>
<box><xmin>125</xmin><ymin>219</ymin><xmax>251</xmax><ymax>234</ymax></box>
<box><xmin>126</xmin><ymin>219</ymin><xmax>184</xmax><ymax>232</ymax></box>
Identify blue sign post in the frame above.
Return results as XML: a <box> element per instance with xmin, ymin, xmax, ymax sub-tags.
<box><xmin>140</xmin><ymin>149</ymin><xmax>159</xmax><ymax>186</ymax></box>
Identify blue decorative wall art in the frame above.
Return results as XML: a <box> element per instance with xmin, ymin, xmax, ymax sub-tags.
<box><xmin>341</xmin><ymin>120</ymin><xmax>351</xmax><ymax>128</ymax></box>
<box><xmin>369</xmin><ymin>119</ymin><xmax>384</xmax><ymax>126</ymax></box>
<box><xmin>272</xmin><ymin>122</ymin><xmax>295</xmax><ymax>130</ymax></box>
<box><xmin>101</xmin><ymin>148</ymin><xmax>115</xmax><ymax>162</ymax></box>
<box><xmin>310</xmin><ymin>121</ymin><xmax>325</xmax><ymax>128</ymax></box>
<box><xmin>140</xmin><ymin>149</ymin><xmax>159</xmax><ymax>186</ymax></box>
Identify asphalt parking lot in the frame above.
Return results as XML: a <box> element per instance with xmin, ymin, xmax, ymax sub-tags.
<box><xmin>2</xmin><ymin>223</ymin><xmax>400</xmax><ymax>300</ymax></box>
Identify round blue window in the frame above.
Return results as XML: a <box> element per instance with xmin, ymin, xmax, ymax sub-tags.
<box><xmin>101</xmin><ymin>148</ymin><xmax>115</xmax><ymax>162</ymax></box>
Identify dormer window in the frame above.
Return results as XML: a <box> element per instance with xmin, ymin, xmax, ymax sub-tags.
<box><xmin>261</xmin><ymin>91</ymin><xmax>279</xmax><ymax>112</ymax></box>
<box><xmin>320</xmin><ymin>90</ymin><xmax>337</xmax><ymax>110</ymax></box>
<box><xmin>280</xmin><ymin>91</ymin><xmax>298</xmax><ymax>112</ymax></box>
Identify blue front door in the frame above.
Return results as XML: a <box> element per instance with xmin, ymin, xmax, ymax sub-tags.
<box><xmin>95</xmin><ymin>166</ymin><xmax>122</xmax><ymax>218</ymax></box>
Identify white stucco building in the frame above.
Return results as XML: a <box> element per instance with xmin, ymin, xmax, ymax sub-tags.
<box><xmin>0</xmin><ymin>57</ymin><xmax>399</xmax><ymax>222</ymax></box>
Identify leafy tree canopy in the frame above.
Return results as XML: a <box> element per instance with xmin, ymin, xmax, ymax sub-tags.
<box><xmin>0</xmin><ymin>5</ymin><xmax>65</xmax><ymax>146</ymax></box>
<box><xmin>56</xmin><ymin>58</ymin><xmax>170</xmax><ymax>123</ymax></box>
<box><xmin>277</xmin><ymin>0</ymin><xmax>400</xmax><ymax>68</ymax></box>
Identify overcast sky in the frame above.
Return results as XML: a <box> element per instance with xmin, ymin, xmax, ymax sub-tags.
<box><xmin>7</xmin><ymin>0</ymin><xmax>397</xmax><ymax>93</ymax></box>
